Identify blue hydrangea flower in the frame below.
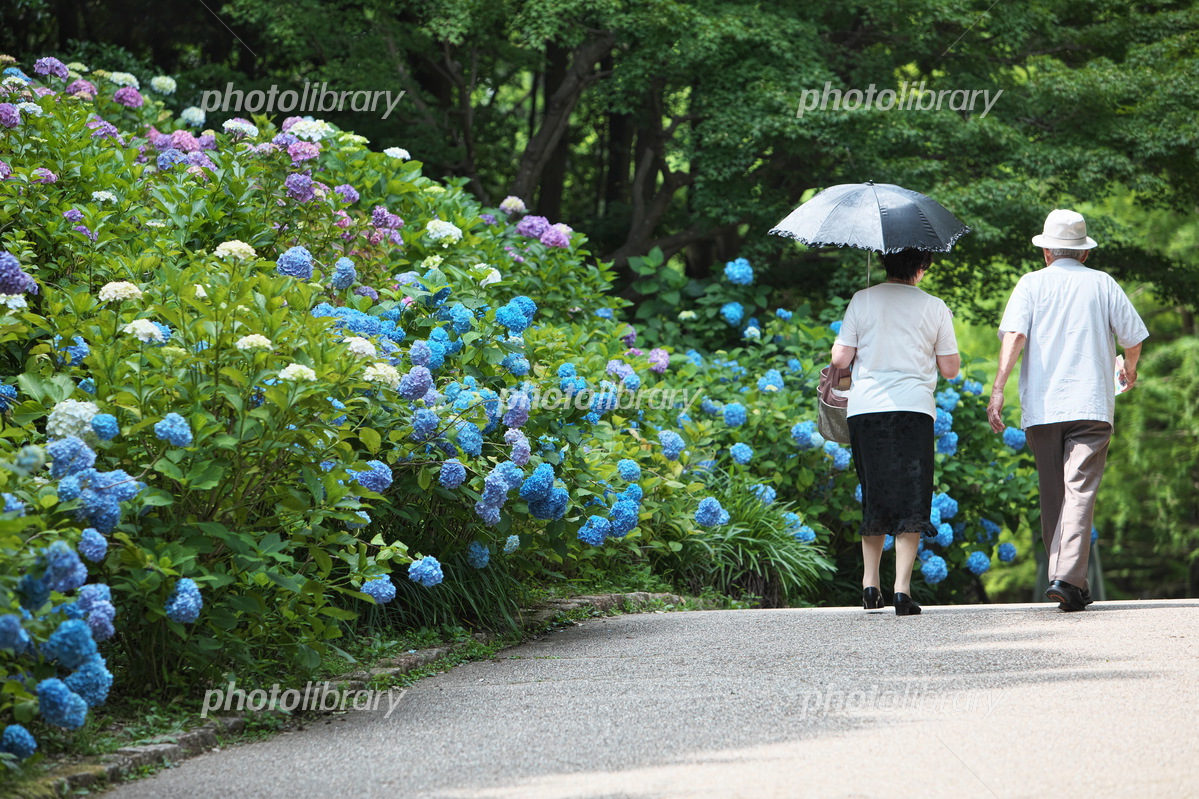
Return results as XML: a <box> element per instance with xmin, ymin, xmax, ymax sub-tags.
<box><xmin>17</xmin><ymin>575</ymin><xmax>50</xmax><ymax>613</ymax></box>
<box><xmin>0</xmin><ymin>615</ymin><xmax>31</xmax><ymax>653</ymax></box>
<box><xmin>608</xmin><ymin>500</ymin><xmax>639</xmax><ymax>537</ymax></box>
<box><xmin>595</xmin><ymin>308</ymin><xmax>613</xmax><ymax>319</ymax></box>
<box><xmin>408</xmin><ymin>556</ymin><xmax>443</xmax><ymax>587</ymax></box>
<box><xmin>502</xmin><ymin>353</ymin><xmax>530</xmax><ymax>376</ymax></box>
<box><xmin>830</xmin><ymin>445</ymin><xmax>851</xmax><ymax>470</ymax></box>
<box><xmin>965</xmin><ymin>551</ymin><xmax>991</xmax><ymax>575</ymax></box>
<box><xmin>730</xmin><ymin>443</ymin><xmax>753</xmax><ymax>465</ymax></box>
<box><xmin>921</xmin><ymin>554</ymin><xmax>948</xmax><ymax>584</ymax></box>
<box><xmin>932</xmin><ymin>492</ymin><xmax>958</xmax><ymax>520</ymax></box>
<box><xmin>618</xmin><ymin>484</ymin><xmax>643</xmax><ymax>505</ymax></box>
<box><xmin>353</xmin><ymin>460</ymin><xmax>393</xmax><ymax>493</ymax></box>
<box><xmin>791</xmin><ymin>420</ymin><xmax>818</xmax><ymax>449</ymax></box>
<box><xmin>78</xmin><ymin>528</ymin><xmax>106</xmax><ymax>562</ymax></box>
<box><xmin>467</xmin><ymin>541</ymin><xmax>490</xmax><ymax>569</ymax></box>
<box><xmin>503</xmin><ymin>534</ymin><xmax>519</xmax><ymax>554</ymax></box>
<box><xmin>84</xmin><ymin>599</ymin><xmax>115</xmax><ymax>642</ymax></box>
<box><xmin>578</xmin><ymin>515</ymin><xmax>611</xmax><ymax>546</ymax></box>
<box><xmin>276</xmin><ymin>245</ymin><xmax>314</xmax><ymax>279</ymax></box>
<box><xmin>399</xmin><ymin>366</ymin><xmax>434</xmax><ymax>399</ymax></box>
<box><xmin>720</xmin><ymin>302</ymin><xmax>744</xmax><ymax>327</ymax></box>
<box><xmin>411</xmin><ymin>408</ymin><xmax>440</xmax><ymax>441</ymax></box>
<box><xmin>793</xmin><ymin>525</ymin><xmax>816</xmax><ymax>543</ymax></box>
<box><xmin>156</xmin><ymin>148</ymin><xmax>187</xmax><ymax>170</ymax></box>
<box><xmin>439</xmin><ymin>459</ymin><xmax>466</xmax><ymax>489</ymax></box>
<box><xmin>330</xmin><ymin>257</ymin><xmax>356</xmax><ymax>289</ymax></box>
<box><xmin>963</xmin><ymin>379</ymin><xmax>983</xmax><ymax>396</ymax></box>
<box><xmin>854</xmin><ymin>483</ymin><xmax>863</xmax><ymax>503</ymax></box>
<box><xmin>936</xmin><ymin>432</ymin><xmax>958</xmax><ymax>456</ymax></box>
<box><xmin>883</xmin><ymin>534</ymin><xmax>895</xmax><ymax>552</ymax></box>
<box><xmin>617</xmin><ymin>459</ymin><xmax>641</xmax><ymax>481</ymax></box>
<box><xmin>0</xmin><ymin>724</ymin><xmax>37</xmax><ymax>760</ymax></box>
<box><xmin>2</xmin><ymin>492</ymin><xmax>23</xmax><ymax>516</ymax></box>
<box><xmin>979</xmin><ymin>518</ymin><xmax>1002</xmax><ymax>542</ymax></box>
<box><xmin>43</xmin><ymin>619</ymin><xmax>97</xmax><ymax>670</ymax></box>
<box><xmin>933</xmin><ymin>522</ymin><xmax>954</xmax><ymax>547</ymax></box>
<box><xmin>723</xmin><ymin>402</ymin><xmax>747</xmax><ymax>427</ymax></box>
<box><xmin>934</xmin><ymin>408</ymin><xmax>953</xmax><ymax>437</ymax></box>
<box><xmin>519</xmin><ymin>463</ymin><xmax>555</xmax><ymax>502</ymax></box>
<box><xmin>998</xmin><ymin>542</ymin><xmax>1017</xmax><ymax>562</ymax></box>
<box><xmin>36</xmin><ymin>679</ymin><xmax>88</xmax><ymax>730</ymax></box>
<box><xmin>90</xmin><ymin>413</ymin><xmax>119</xmax><ymax>441</ymax></box>
<box><xmin>1003</xmin><ymin>426</ymin><xmax>1026</xmax><ymax>450</ymax></box>
<box><xmin>64</xmin><ymin>653</ymin><xmax>112</xmax><ymax>707</ymax></box>
<box><xmin>48</xmin><ymin>436</ymin><xmax>96</xmax><ymax>479</ymax></box>
<box><xmin>45</xmin><ymin>541</ymin><xmax>88</xmax><ymax>594</ymax></box>
<box><xmin>495</xmin><ymin>303</ymin><xmax>529</xmax><ymax>333</ymax></box>
<box><xmin>1091</xmin><ymin>525</ymin><xmax>1099</xmax><ymax>543</ymax></box>
<box><xmin>362</xmin><ymin>577</ymin><xmax>396</xmax><ymax>604</ymax></box>
<box><xmin>828</xmin><ymin>320</ymin><xmax>843</xmax><ymax>335</ymax></box>
<box><xmin>658</xmin><ymin>430</ymin><xmax>684</xmax><ymax>461</ymax></box>
<box><xmin>936</xmin><ymin>388</ymin><xmax>960</xmax><ymax>412</ymax></box>
<box><xmin>56</xmin><ymin>335</ymin><xmax>90</xmax><ymax>366</ymax></box>
<box><xmin>723</xmin><ymin>257</ymin><xmax>753</xmax><ymax>285</ymax></box>
<box><xmin>756</xmin><ymin>369</ymin><xmax>784</xmax><ymax>392</ymax></box>
<box><xmin>165</xmin><ymin>578</ymin><xmax>203</xmax><ymax>623</ymax></box>
<box><xmin>0</xmin><ymin>383</ymin><xmax>17</xmax><ymax>411</ymax></box>
<box><xmin>456</xmin><ymin>422</ymin><xmax>483</xmax><ymax>457</ymax></box>
<box><xmin>449</xmin><ymin>303</ymin><xmax>474</xmax><ymax>334</ymax></box>
<box><xmin>750</xmin><ymin>484</ymin><xmax>776</xmax><ymax>505</ymax></box>
<box><xmin>776</xmin><ymin>308</ymin><xmax>793</xmax><ymax>321</ymax></box>
<box><xmin>154</xmin><ymin>413</ymin><xmax>193</xmax><ymax>447</ymax></box>
<box><xmin>695</xmin><ymin>497</ymin><xmax>730</xmax><ymax>527</ymax></box>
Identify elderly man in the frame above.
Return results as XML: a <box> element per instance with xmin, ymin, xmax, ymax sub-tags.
<box><xmin>987</xmin><ymin>209</ymin><xmax>1149</xmax><ymax>611</ymax></box>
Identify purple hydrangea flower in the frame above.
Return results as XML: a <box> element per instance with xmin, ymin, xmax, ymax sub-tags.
<box><xmin>0</xmin><ymin>104</ymin><xmax>21</xmax><ymax>129</ymax></box>
<box><xmin>284</xmin><ymin>172</ymin><xmax>315</xmax><ymax>203</ymax></box>
<box><xmin>33</xmin><ymin>57</ymin><xmax>70</xmax><ymax>79</ymax></box>
<box><xmin>32</xmin><ymin>168</ymin><xmax>57</xmax><ymax>184</ymax></box>
<box><xmin>514</xmin><ymin>215</ymin><xmax>550</xmax><ymax>238</ymax></box>
<box><xmin>113</xmin><ymin>87</ymin><xmax>144</xmax><ymax>108</ymax></box>
<box><xmin>334</xmin><ymin>184</ymin><xmax>359</xmax><ymax>203</ymax></box>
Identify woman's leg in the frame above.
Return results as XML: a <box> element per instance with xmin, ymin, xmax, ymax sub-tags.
<box><xmin>894</xmin><ymin>533</ymin><xmax>920</xmax><ymax>594</ymax></box>
<box><xmin>862</xmin><ymin>535</ymin><xmax>884</xmax><ymax>589</ymax></box>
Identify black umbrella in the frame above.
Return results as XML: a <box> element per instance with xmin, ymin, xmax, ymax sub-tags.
<box><xmin>768</xmin><ymin>181</ymin><xmax>970</xmax><ymax>253</ymax></box>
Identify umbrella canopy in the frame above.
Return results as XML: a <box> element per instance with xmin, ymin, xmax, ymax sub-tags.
<box><xmin>768</xmin><ymin>181</ymin><xmax>970</xmax><ymax>253</ymax></box>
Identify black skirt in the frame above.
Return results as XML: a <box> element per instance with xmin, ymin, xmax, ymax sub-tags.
<box><xmin>848</xmin><ymin>411</ymin><xmax>937</xmax><ymax>537</ymax></box>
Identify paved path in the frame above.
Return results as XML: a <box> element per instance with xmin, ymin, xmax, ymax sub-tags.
<box><xmin>105</xmin><ymin>600</ymin><xmax>1199</xmax><ymax>799</ymax></box>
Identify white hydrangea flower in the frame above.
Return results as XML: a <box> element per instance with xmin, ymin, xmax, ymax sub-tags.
<box><xmin>144</xmin><ymin>219</ymin><xmax>167</xmax><ymax>228</ymax></box>
<box><xmin>107</xmin><ymin>71</ymin><xmax>140</xmax><ymax>89</ymax></box>
<box><xmin>279</xmin><ymin>363</ymin><xmax>317</xmax><ymax>382</ymax></box>
<box><xmin>91</xmin><ymin>190</ymin><xmax>117</xmax><ymax>203</ymax></box>
<box><xmin>214</xmin><ymin>240</ymin><xmax>257</xmax><ymax>260</ymax></box>
<box><xmin>678</xmin><ymin>310</ymin><xmax>697</xmax><ymax>321</ymax></box>
<box><xmin>98</xmin><ymin>281</ymin><xmax>143</xmax><ymax>302</ymax></box>
<box><xmin>425</xmin><ymin>219</ymin><xmax>462</xmax><ymax>245</ymax></box>
<box><xmin>422</xmin><ymin>255</ymin><xmax>443</xmax><ymax>270</ymax></box>
<box><xmin>344</xmin><ymin>337</ymin><xmax>377</xmax><ymax>358</ymax></box>
<box><xmin>123</xmin><ymin>319</ymin><xmax>165</xmax><ymax>343</ymax></box>
<box><xmin>149</xmin><ymin>76</ymin><xmax>176</xmax><ymax>95</ymax></box>
<box><xmin>46</xmin><ymin>400</ymin><xmax>100</xmax><ymax>439</ymax></box>
<box><xmin>337</xmin><ymin>132</ymin><xmax>369</xmax><ymax>146</ymax></box>
<box><xmin>744</xmin><ymin>326</ymin><xmax>761</xmax><ymax>340</ymax></box>
<box><xmin>0</xmin><ymin>294</ymin><xmax>28</xmax><ymax>310</ymax></box>
<box><xmin>235</xmin><ymin>334</ymin><xmax>272</xmax><ymax>352</ymax></box>
<box><xmin>193</xmin><ymin>284</ymin><xmax>208</xmax><ymax>299</ymax></box>
<box><xmin>289</xmin><ymin>119</ymin><xmax>334</xmax><ymax>141</ymax></box>
<box><xmin>499</xmin><ymin>196</ymin><xmax>526</xmax><ymax>214</ymax></box>
<box><xmin>383</xmin><ymin>147</ymin><xmax>410</xmax><ymax>160</ymax></box>
<box><xmin>362</xmin><ymin>362</ymin><xmax>400</xmax><ymax>390</ymax></box>
<box><xmin>222</xmin><ymin>119</ymin><xmax>258</xmax><ymax>138</ymax></box>
<box><xmin>2</xmin><ymin>77</ymin><xmax>27</xmax><ymax>90</ymax></box>
<box><xmin>479</xmin><ymin>268</ymin><xmax>502</xmax><ymax>286</ymax></box>
<box><xmin>16</xmin><ymin>103</ymin><xmax>42</xmax><ymax>117</ymax></box>
<box><xmin>66</xmin><ymin>62</ymin><xmax>89</xmax><ymax>73</ymax></box>
<box><xmin>179</xmin><ymin>106</ymin><xmax>206</xmax><ymax>127</ymax></box>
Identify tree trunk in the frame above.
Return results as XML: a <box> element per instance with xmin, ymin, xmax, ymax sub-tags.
<box><xmin>536</xmin><ymin>43</ymin><xmax>571</xmax><ymax>219</ymax></box>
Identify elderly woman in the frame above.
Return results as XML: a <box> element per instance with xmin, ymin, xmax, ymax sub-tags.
<box><xmin>830</xmin><ymin>248</ymin><xmax>960</xmax><ymax>616</ymax></box>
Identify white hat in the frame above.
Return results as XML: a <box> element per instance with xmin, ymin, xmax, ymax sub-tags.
<box><xmin>1032</xmin><ymin>208</ymin><xmax>1098</xmax><ymax>249</ymax></box>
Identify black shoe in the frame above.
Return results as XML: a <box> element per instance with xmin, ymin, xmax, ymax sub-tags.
<box><xmin>893</xmin><ymin>592</ymin><xmax>922</xmax><ymax>616</ymax></box>
<box><xmin>1081</xmin><ymin>586</ymin><xmax>1094</xmax><ymax>606</ymax></box>
<box><xmin>1046</xmin><ymin>580</ymin><xmax>1086</xmax><ymax>612</ymax></box>
<box><xmin>863</xmin><ymin>586</ymin><xmax>885</xmax><ymax>610</ymax></box>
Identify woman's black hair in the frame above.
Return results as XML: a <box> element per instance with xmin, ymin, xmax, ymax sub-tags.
<box><xmin>881</xmin><ymin>249</ymin><xmax>933</xmax><ymax>281</ymax></box>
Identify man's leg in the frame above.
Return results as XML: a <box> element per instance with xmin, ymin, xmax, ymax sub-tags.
<box><xmin>1024</xmin><ymin>423</ymin><xmax>1065</xmax><ymax>559</ymax></box>
<box><xmin>1051</xmin><ymin>421</ymin><xmax>1113</xmax><ymax>587</ymax></box>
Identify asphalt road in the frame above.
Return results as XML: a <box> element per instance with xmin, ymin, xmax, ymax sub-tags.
<box><xmin>104</xmin><ymin>599</ymin><xmax>1199</xmax><ymax>799</ymax></box>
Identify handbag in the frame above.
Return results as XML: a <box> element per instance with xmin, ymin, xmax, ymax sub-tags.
<box><xmin>817</xmin><ymin>365</ymin><xmax>852</xmax><ymax>445</ymax></box>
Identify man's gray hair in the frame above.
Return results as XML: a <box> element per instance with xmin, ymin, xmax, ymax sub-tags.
<box><xmin>1048</xmin><ymin>248</ymin><xmax>1089</xmax><ymax>260</ymax></box>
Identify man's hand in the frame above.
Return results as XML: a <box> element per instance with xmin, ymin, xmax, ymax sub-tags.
<box><xmin>987</xmin><ymin>386</ymin><xmax>1006</xmax><ymax>433</ymax></box>
<box><xmin>1118</xmin><ymin>365</ymin><xmax>1138</xmax><ymax>392</ymax></box>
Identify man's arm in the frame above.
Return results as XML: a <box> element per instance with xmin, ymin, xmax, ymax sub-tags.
<box><xmin>1119</xmin><ymin>341</ymin><xmax>1142</xmax><ymax>390</ymax></box>
<box><xmin>988</xmin><ymin>332</ymin><xmax>1027</xmax><ymax>433</ymax></box>
<box><xmin>831</xmin><ymin>343</ymin><xmax>856</xmax><ymax>369</ymax></box>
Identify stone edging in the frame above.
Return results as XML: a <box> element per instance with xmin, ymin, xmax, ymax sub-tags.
<box><xmin>34</xmin><ymin>591</ymin><xmax>684</xmax><ymax>796</ymax></box>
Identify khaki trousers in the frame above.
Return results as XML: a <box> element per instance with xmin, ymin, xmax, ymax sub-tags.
<box><xmin>1025</xmin><ymin>420</ymin><xmax>1113</xmax><ymax>588</ymax></box>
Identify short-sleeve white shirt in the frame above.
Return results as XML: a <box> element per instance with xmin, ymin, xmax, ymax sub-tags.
<box><xmin>998</xmin><ymin>259</ymin><xmax>1149</xmax><ymax>428</ymax></box>
<box><xmin>834</xmin><ymin>283</ymin><xmax>958</xmax><ymax>419</ymax></box>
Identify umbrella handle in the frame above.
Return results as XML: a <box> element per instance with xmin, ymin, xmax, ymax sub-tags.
<box><xmin>865</xmin><ymin>250</ymin><xmax>871</xmax><ymax>287</ymax></box>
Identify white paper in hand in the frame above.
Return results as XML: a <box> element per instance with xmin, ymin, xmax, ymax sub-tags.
<box><xmin>1115</xmin><ymin>355</ymin><xmax>1130</xmax><ymax>395</ymax></box>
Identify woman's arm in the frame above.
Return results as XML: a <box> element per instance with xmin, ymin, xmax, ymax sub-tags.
<box><xmin>831</xmin><ymin>343</ymin><xmax>856</xmax><ymax>369</ymax></box>
<box><xmin>936</xmin><ymin>353</ymin><xmax>961</xmax><ymax>380</ymax></box>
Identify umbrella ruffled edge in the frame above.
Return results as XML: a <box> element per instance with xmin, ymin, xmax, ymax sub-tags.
<box><xmin>767</xmin><ymin>225</ymin><xmax>972</xmax><ymax>254</ymax></box>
